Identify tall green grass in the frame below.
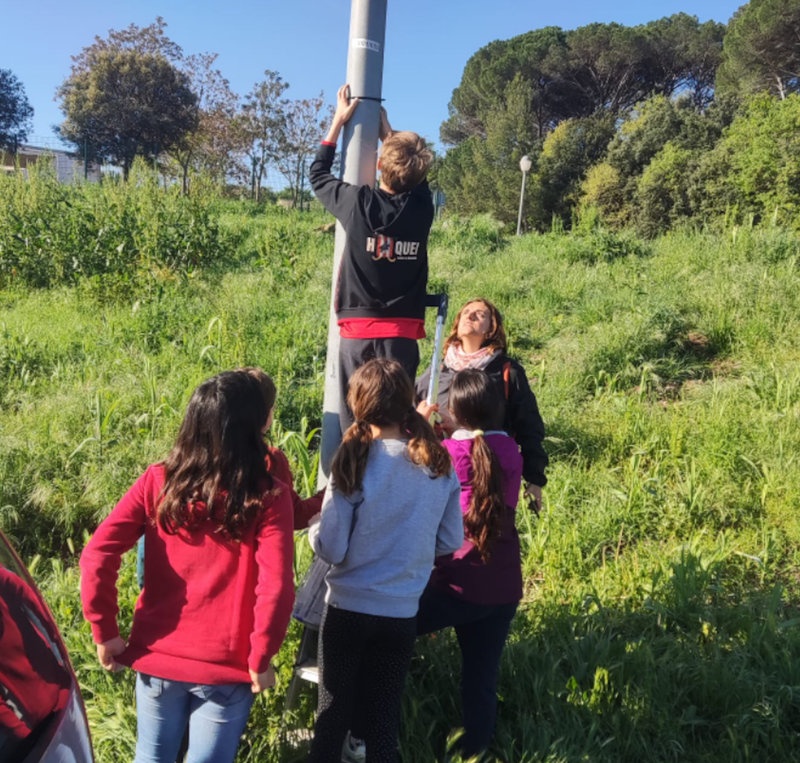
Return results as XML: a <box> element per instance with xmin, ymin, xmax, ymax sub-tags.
<box><xmin>3</xmin><ymin>198</ymin><xmax>800</xmax><ymax>760</ymax></box>
<box><xmin>0</xmin><ymin>198</ymin><xmax>331</xmax><ymax>558</ymax></box>
<box><xmin>0</xmin><ymin>160</ymin><xmax>233</xmax><ymax>294</ymax></box>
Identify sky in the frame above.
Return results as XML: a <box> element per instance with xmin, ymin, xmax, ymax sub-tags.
<box><xmin>5</xmin><ymin>0</ymin><xmax>745</xmax><ymax>153</ymax></box>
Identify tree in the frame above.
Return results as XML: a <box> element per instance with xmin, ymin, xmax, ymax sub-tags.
<box><xmin>634</xmin><ymin>142</ymin><xmax>695</xmax><ymax>236</ymax></box>
<box><xmin>641</xmin><ymin>14</ymin><xmax>725</xmax><ymax>110</ymax></box>
<box><xmin>578</xmin><ymin>162</ymin><xmax>630</xmax><ymax>228</ymax></box>
<box><xmin>717</xmin><ymin>0</ymin><xmax>800</xmax><ymax>100</ymax></box>
<box><xmin>526</xmin><ymin>115</ymin><xmax>615</xmax><ymax>230</ymax></box>
<box><xmin>443</xmin><ymin>15</ymin><xmax>725</xmax><ymax>147</ymax></box>
<box><xmin>438</xmin><ymin>17</ymin><xmax>726</xmax><ymax>220</ymax></box>
<box><xmin>274</xmin><ymin>94</ymin><xmax>332</xmax><ymax>208</ymax></box>
<box><xmin>439</xmin><ymin>75</ymin><xmax>542</xmax><ymax>223</ymax></box>
<box><xmin>56</xmin><ymin>19</ymin><xmax>198</xmax><ymax>178</ymax></box>
<box><xmin>68</xmin><ymin>16</ymin><xmax>183</xmax><ymax>64</ymax></box>
<box><xmin>0</xmin><ymin>69</ymin><xmax>33</xmax><ymax>152</ymax></box>
<box><xmin>606</xmin><ymin>96</ymin><xmax>689</xmax><ymax>180</ymax></box>
<box><xmin>549</xmin><ymin>23</ymin><xmax>655</xmax><ymax>115</ymax></box>
<box><xmin>592</xmin><ymin>94</ymin><xmax>734</xmax><ymax>230</ymax></box>
<box><xmin>440</xmin><ymin>27</ymin><xmax>569</xmax><ymax>146</ymax></box>
<box><xmin>709</xmin><ymin>93</ymin><xmax>800</xmax><ymax>226</ymax></box>
<box><xmin>167</xmin><ymin>53</ymin><xmax>242</xmax><ymax>193</ymax></box>
<box><xmin>239</xmin><ymin>71</ymin><xmax>289</xmax><ymax>201</ymax></box>
<box><xmin>678</xmin><ymin>17</ymin><xmax>727</xmax><ymax>109</ymax></box>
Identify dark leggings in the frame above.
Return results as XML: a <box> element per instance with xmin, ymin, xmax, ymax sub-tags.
<box><xmin>309</xmin><ymin>604</ymin><xmax>416</xmax><ymax>763</ymax></box>
<box><xmin>416</xmin><ymin>586</ymin><xmax>518</xmax><ymax>757</ymax></box>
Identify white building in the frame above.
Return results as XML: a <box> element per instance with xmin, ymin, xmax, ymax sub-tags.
<box><xmin>0</xmin><ymin>144</ymin><xmax>101</xmax><ymax>183</ymax></box>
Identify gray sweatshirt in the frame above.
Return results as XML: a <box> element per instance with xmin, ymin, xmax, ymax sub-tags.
<box><xmin>309</xmin><ymin>438</ymin><xmax>463</xmax><ymax>618</ymax></box>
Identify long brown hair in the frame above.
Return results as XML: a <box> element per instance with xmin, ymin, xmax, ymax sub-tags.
<box><xmin>448</xmin><ymin>369</ymin><xmax>506</xmax><ymax>561</ymax></box>
<box><xmin>443</xmin><ymin>298</ymin><xmax>507</xmax><ymax>355</ymax></box>
<box><xmin>158</xmin><ymin>371</ymin><xmax>271</xmax><ymax>539</ymax></box>
<box><xmin>238</xmin><ymin>366</ymin><xmax>276</xmax><ymax>412</ymax></box>
<box><xmin>331</xmin><ymin>359</ymin><xmax>451</xmax><ymax>496</ymax></box>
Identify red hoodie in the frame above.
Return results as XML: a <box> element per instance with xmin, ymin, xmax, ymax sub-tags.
<box><xmin>80</xmin><ymin>464</ymin><xmax>295</xmax><ymax>684</ymax></box>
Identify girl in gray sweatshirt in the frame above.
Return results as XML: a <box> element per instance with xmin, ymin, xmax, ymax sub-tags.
<box><xmin>308</xmin><ymin>359</ymin><xmax>463</xmax><ymax>763</ymax></box>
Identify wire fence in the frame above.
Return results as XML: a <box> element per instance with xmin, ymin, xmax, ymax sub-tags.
<box><xmin>22</xmin><ymin>134</ymin><xmax>305</xmax><ymax>195</ymax></box>
<box><xmin>254</xmin><ymin>166</ymin><xmax>301</xmax><ymax>195</ymax></box>
<box><xmin>26</xmin><ymin>134</ymin><xmax>72</xmax><ymax>151</ymax></box>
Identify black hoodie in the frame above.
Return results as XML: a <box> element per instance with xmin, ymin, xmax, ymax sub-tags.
<box><xmin>309</xmin><ymin>143</ymin><xmax>434</xmax><ymax>321</ymax></box>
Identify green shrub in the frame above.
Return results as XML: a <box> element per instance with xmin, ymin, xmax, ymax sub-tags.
<box><xmin>558</xmin><ymin>229</ymin><xmax>651</xmax><ymax>264</ymax></box>
<box><xmin>430</xmin><ymin>213</ymin><xmax>506</xmax><ymax>253</ymax></box>
<box><xmin>578</xmin><ymin>163</ymin><xmax>630</xmax><ymax>229</ymax></box>
<box><xmin>634</xmin><ymin>143</ymin><xmax>696</xmax><ymax>237</ymax></box>
<box><xmin>691</xmin><ymin>94</ymin><xmax>800</xmax><ymax>230</ymax></box>
<box><xmin>0</xmin><ymin>158</ymin><xmax>230</xmax><ymax>291</ymax></box>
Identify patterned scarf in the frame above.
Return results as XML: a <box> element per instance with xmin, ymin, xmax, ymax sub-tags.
<box><xmin>444</xmin><ymin>344</ymin><xmax>501</xmax><ymax>372</ymax></box>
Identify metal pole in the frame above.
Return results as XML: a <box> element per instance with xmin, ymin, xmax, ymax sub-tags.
<box><xmin>516</xmin><ymin>171</ymin><xmax>528</xmax><ymax>236</ymax></box>
<box><xmin>318</xmin><ymin>0</ymin><xmax>387</xmax><ymax>485</ymax></box>
<box><xmin>517</xmin><ymin>154</ymin><xmax>532</xmax><ymax>236</ymax></box>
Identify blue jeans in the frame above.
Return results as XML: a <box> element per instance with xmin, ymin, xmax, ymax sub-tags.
<box><xmin>133</xmin><ymin>673</ymin><xmax>254</xmax><ymax>763</ymax></box>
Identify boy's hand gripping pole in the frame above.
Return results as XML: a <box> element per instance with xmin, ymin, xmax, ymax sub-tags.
<box><xmin>425</xmin><ymin>293</ymin><xmax>449</xmax><ymax>410</ymax></box>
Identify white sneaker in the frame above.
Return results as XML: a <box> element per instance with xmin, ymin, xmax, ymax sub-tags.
<box><xmin>341</xmin><ymin>731</ymin><xmax>366</xmax><ymax>763</ymax></box>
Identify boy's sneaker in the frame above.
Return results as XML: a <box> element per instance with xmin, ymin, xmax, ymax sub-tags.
<box><xmin>341</xmin><ymin>732</ymin><xmax>366</xmax><ymax>763</ymax></box>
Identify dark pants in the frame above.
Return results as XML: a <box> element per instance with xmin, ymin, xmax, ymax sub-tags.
<box><xmin>416</xmin><ymin>586</ymin><xmax>518</xmax><ymax>757</ymax></box>
<box><xmin>338</xmin><ymin>337</ymin><xmax>420</xmax><ymax>431</ymax></box>
<box><xmin>309</xmin><ymin>604</ymin><xmax>416</xmax><ymax>763</ymax></box>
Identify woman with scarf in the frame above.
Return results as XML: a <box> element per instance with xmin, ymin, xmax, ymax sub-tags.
<box><xmin>416</xmin><ymin>298</ymin><xmax>547</xmax><ymax>510</ymax></box>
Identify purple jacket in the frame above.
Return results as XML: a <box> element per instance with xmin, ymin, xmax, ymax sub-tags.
<box><xmin>429</xmin><ymin>432</ymin><xmax>524</xmax><ymax>605</ymax></box>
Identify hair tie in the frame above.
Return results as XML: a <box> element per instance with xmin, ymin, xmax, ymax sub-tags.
<box><xmin>473</xmin><ymin>429</ymin><xmax>484</xmax><ymax>437</ymax></box>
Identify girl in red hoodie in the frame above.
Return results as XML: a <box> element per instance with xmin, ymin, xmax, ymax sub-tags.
<box><xmin>80</xmin><ymin>370</ymin><xmax>295</xmax><ymax>763</ymax></box>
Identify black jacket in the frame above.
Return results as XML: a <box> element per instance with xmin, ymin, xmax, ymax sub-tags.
<box><xmin>416</xmin><ymin>353</ymin><xmax>548</xmax><ymax>487</ymax></box>
<box><xmin>309</xmin><ymin>143</ymin><xmax>433</xmax><ymax>320</ymax></box>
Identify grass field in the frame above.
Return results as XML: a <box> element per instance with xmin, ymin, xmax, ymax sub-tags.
<box><xmin>3</xmin><ymin>180</ymin><xmax>800</xmax><ymax>761</ymax></box>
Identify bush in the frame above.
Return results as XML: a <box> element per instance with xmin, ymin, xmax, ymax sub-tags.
<box><xmin>0</xmin><ymin>158</ymin><xmax>230</xmax><ymax>291</ymax></box>
<box><xmin>560</xmin><ymin>229</ymin><xmax>651</xmax><ymax>264</ymax></box>
<box><xmin>690</xmin><ymin>94</ymin><xmax>800</xmax><ymax>230</ymax></box>
<box><xmin>578</xmin><ymin>163</ymin><xmax>630</xmax><ymax>229</ymax></box>
<box><xmin>430</xmin><ymin>214</ymin><xmax>506</xmax><ymax>253</ymax></box>
<box><xmin>634</xmin><ymin>143</ymin><xmax>695</xmax><ymax>237</ymax></box>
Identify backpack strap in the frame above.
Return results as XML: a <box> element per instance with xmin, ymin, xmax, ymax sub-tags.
<box><xmin>503</xmin><ymin>361</ymin><xmax>512</xmax><ymax>400</ymax></box>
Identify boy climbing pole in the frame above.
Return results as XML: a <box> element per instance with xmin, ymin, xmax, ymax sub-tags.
<box><xmin>310</xmin><ymin>84</ymin><xmax>435</xmax><ymax>431</ymax></box>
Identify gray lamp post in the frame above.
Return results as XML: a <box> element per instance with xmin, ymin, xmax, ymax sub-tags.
<box><xmin>516</xmin><ymin>154</ymin><xmax>532</xmax><ymax>236</ymax></box>
<box><xmin>318</xmin><ymin>0</ymin><xmax>388</xmax><ymax>485</ymax></box>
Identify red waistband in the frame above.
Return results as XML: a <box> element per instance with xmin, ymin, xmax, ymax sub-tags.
<box><xmin>338</xmin><ymin>318</ymin><xmax>425</xmax><ymax>339</ymax></box>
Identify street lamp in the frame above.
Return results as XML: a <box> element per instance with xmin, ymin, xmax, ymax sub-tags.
<box><xmin>517</xmin><ymin>154</ymin><xmax>532</xmax><ymax>236</ymax></box>
<box><xmin>319</xmin><ymin>0</ymin><xmax>388</xmax><ymax>482</ymax></box>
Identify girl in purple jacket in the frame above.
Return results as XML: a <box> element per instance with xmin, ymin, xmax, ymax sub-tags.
<box><xmin>417</xmin><ymin>368</ymin><xmax>524</xmax><ymax>758</ymax></box>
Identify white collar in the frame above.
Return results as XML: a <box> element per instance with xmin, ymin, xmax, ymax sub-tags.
<box><xmin>451</xmin><ymin>428</ymin><xmax>509</xmax><ymax>440</ymax></box>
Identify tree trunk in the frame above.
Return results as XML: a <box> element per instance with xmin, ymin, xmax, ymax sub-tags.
<box><xmin>256</xmin><ymin>163</ymin><xmax>264</xmax><ymax>203</ymax></box>
<box><xmin>182</xmin><ymin>162</ymin><xmax>190</xmax><ymax>195</ymax></box>
<box><xmin>776</xmin><ymin>74</ymin><xmax>786</xmax><ymax>100</ymax></box>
